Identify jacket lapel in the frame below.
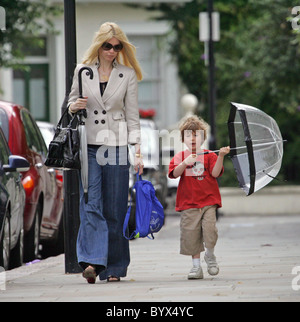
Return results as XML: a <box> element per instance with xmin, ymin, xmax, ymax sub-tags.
<box><xmin>102</xmin><ymin>64</ymin><xmax>125</xmax><ymax>104</ymax></box>
<box><xmin>86</xmin><ymin>64</ymin><xmax>105</xmax><ymax>109</ymax></box>
<box><xmin>85</xmin><ymin>62</ymin><xmax>125</xmax><ymax>109</ymax></box>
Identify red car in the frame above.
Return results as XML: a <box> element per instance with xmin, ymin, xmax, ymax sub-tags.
<box><xmin>0</xmin><ymin>101</ymin><xmax>64</xmax><ymax>261</ymax></box>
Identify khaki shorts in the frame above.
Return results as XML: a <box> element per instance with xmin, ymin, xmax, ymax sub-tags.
<box><xmin>180</xmin><ymin>205</ymin><xmax>218</xmax><ymax>256</ymax></box>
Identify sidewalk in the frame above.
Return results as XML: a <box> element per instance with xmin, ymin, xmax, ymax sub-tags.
<box><xmin>1</xmin><ymin>213</ymin><xmax>300</xmax><ymax>302</ymax></box>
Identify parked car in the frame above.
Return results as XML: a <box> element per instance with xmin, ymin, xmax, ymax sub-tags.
<box><xmin>37</xmin><ymin>121</ymin><xmax>63</xmax><ymax>184</ymax></box>
<box><xmin>36</xmin><ymin>121</ymin><xmax>55</xmax><ymax>148</ymax></box>
<box><xmin>36</xmin><ymin>121</ymin><xmax>64</xmax><ymax>257</ymax></box>
<box><xmin>162</xmin><ymin>147</ymin><xmax>180</xmax><ymax>196</ymax></box>
<box><xmin>129</xmin><ymin>119</ymin><xmax>168</xmax><ymax>206</ymax></box>
<box><xmin>0</xmin><ymin>101</ymin><xmax>64</xmax><ymax>261</ymax></box>
<box><xmin>0</xmin><ymin>127</ymin><xmax>30</xmax><ymax>270</ymax></box>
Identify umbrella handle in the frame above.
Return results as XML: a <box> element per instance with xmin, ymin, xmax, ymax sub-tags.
<box><xmin>77</xmin><ymin>109</ymin><xmax>87</xmax><ymax>119</ymax></box>
<box><xmin>78</xmin><ymin>67</ymin><xmax>94</xmax><ymax>98</ymax></box>
<box><xmin>197</xmin><ymin>140</ymin><xmax>287</xmax><ymax>155</ymax></box>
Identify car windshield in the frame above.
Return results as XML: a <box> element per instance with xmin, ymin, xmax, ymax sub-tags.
<box><xmin>0</xmin><ymin>108</ymin><xmax>9</xmax><ymax>141</ymax></box>
<box><xmin>39</xmin><ymin>126</ymin><xmax>55</xmax><ymax>148</ymax></box>
<box><xmin>140</xmin><ymin>125</ymin><xmax>159</xmax><ymax>168</ymax></box>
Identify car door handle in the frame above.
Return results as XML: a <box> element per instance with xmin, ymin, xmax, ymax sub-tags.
<box><xmin>35</xmin><ymin>163</ymin><xmax>43</xmax><ymax>169</ymax></box>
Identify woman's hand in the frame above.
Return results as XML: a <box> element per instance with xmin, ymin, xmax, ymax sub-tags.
<box><xmin>69</xmin><ymin>97</ymin><xmax>88</xmax><ymax>113</ymax></box>
<box><xmin>134</xmin><ymin>145</ymin><xmax>144</xmax><ymax>175</ymax></box>
<box><xmin>134</xmin><ymin>155</ymin><xmax>144</xmax><ymax>175</ymax></box>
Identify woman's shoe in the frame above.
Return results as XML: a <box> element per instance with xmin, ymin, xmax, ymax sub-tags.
<box><xmin>107</xmin><ymin>275</ymin><xmax>120</xmax><ymax>282</ymax></box>
<box><xmin>82</xmin><ymin>265</ymin><xmax>97</xmax><ymax>284</ymax></box>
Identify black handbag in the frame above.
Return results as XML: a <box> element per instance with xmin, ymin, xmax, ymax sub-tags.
<box><xmin>45</xmin><ymin>108</ymin><xmax>81</xmax><ymax>170</ymax></box>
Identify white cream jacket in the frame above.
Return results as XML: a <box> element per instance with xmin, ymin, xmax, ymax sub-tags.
<box><xmin>68</xmin><ymin>61</ymin><xmax>141</xmax><ymax>146</ymax></box>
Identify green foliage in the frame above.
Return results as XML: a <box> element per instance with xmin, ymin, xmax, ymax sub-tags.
<box><xmin>139</xmin><ymin>0</ymin><xmax>300</xmax><ymax>185</ymax></box>
<box><xmin>0</xmin><ymin>0</ymin><xmax>62</xmax><ymax>68</ymax></box>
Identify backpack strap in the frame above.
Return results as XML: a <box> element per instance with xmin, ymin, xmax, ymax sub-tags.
<box><xmin>123</xmin><ymin>174</ymin><xmax>141</xmax><ymax>240</ymax></box>
<box><xmin>147</xmin><ymin>233</ymin><xmax>155</xmax><ymax>240</ymax></box>
<box><xmin>123</xmin><ymin>191</ymin><xmax>136</xmax><ymax>240</ymax></box>
<box><xmin>136</xmin><ymin>171</ymin><xmax>142</xmax><ymax>182</ymax></box>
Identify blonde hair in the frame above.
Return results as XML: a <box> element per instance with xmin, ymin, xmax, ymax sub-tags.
<box><xmin>82</xmin><ymin>22</ymin><xmax>143</xmax><ymax>81</ymax></box>
<box><xmin>180</xmin><ymin>115</ymin><xmax>208</xmax><ymax>142</ymax></box>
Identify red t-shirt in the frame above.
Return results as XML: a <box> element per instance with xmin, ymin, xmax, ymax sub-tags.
<box><xmin>168</xmin><ymin>149</ymin><xmax>224</xmax><ymax>212</ymax></box>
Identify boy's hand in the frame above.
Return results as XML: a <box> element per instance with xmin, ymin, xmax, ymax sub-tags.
<box><xmin>219</xmin><ymin>146</ymin><xmax>230</xmax><ymax>157</ymax></box>
<box><xmin>184</xmin><ymin>154</ymin><xmax>197</xmax><ymax>166</ymax></box>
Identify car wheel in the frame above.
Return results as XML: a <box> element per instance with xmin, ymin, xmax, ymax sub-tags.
<box><xmin>0</xmin><ymin>212</ymin><xmax>11</xmax><ymax>270</ymax></box>
<box><xmin>24</xmin><ymin>204</ymin><xmax>41</xmax><ymax>262</ymax></box>
<box><xmin>9</xmin><ymin>226</ymin><xmax>24</xmax><ymax>269</ymax></box>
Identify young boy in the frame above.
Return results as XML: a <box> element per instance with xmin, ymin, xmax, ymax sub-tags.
<box><xmin>168</xmin><ymin>116</ymin><xmax>230</xmax><ymax>279</ymax></box>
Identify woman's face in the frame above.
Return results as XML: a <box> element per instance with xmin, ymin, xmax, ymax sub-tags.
<box><xmin>98</xmin><ymin>37</ymin><xmax>121</xmax><ymax>63</ymax></box>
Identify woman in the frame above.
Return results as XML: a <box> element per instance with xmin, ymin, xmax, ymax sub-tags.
<box><xmin>68</xmin><ymin>22</ymin><xmax>144</xmax><ymax>284</ymax></box>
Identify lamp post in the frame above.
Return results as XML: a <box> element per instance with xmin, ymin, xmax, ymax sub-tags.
<box><xmin>199</xmin><ymin>2</ymin><xmax>219</xmax><ymax>151</ymax></box>
<box><xmin>62</xmin><ymin>0</ymin><xmax>81</xmax><ymax>274</ymax></box>
<box><xmin>207</xmin><ymin>0</ymin><xmax>216</xmax><ymax>151</ymax></box>
<box><xmin>199</xmin><ymin>1</ymin><xmax>220</xmax><ymax>219</ymax></box>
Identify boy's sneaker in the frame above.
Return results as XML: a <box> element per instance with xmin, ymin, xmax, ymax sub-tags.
<box><xmin>188</xmin><ymin>266</ymin><xmax>203</xmax><ymax>279</ymax></box>
<box><xmin>204</xmin><ymin>254</ymin><xmax>219</xmax><ymax>276</ymax></box>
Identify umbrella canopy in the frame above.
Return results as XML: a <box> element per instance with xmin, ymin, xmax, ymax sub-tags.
<box><xmin>228</xmin><ymin>102</ymin><xmax>284</xmax><ymax>196</ymax></box>
<box><xmin>77</xmin><ymin>67</ymin><xmax>94</xmax><ymax>203</ymax></box>
<box><xmin>78</xmin><ymin>111</ymin><xmax>88</xmax><ymax>203</ymax></box>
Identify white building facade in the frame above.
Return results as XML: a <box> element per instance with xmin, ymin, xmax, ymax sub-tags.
<box><xmin>0</xmin><ymin>0</ymin><xmax>192</xmax><ymax>129</ymax></box>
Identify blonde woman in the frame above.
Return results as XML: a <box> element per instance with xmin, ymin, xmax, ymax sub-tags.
<box><xmin>68</xmin><ymin>22</ymin><xmax>144</xmax><ymax>284</ymax></box>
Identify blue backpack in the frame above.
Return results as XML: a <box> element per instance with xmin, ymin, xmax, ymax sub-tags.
<box><xmin>123</xmin><ymin>173</ymin><xmax>164</xmax><ymax>240</ymax></box>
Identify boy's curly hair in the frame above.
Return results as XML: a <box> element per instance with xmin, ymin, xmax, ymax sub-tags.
<box><xmin>179</xmin><ymin>115</ymin><xmax>208</xmax><ymax>142</ymax></box>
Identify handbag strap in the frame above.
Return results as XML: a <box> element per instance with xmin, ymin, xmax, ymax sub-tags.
<box><xmin>57</xmin><ymin>108</ymin><xmax>78</xmax><ymax>129</ymax></box>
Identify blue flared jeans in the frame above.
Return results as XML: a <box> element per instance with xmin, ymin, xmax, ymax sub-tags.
<box><xmin>76</xmin><ymin>145</ymin><xmax>130</xmax><ymax>280</ymax></box>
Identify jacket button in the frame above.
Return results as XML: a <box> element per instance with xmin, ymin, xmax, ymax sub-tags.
<box><xmin>94</xmin><ymin>110</ymin><xmax>98</xmax><ymax>115</ymax></box>
<box><xmin>101</xmin><ymin>119</ymin><xmax>105</xmax><ymax>124</ymax></box>
<box><xmin>95</xmin><ymin>120</ymin><xmax>99</xmax><ymax>124</ymax></box>
<box><xmin>102</xmin><ymin>110</ymin><xmax>107</xmax><ymax>115</ymax></box>
<box><xmin>119</xmin><ymin>73</ymin><xmax>123</xmax><ymax>78</ymax></box>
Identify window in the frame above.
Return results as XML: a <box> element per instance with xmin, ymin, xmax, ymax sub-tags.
<box><xmin>21</xmin><ymin>110</ymin><xmax>47</xmax><ymax>157</ymax></box>
<box><xmin>13</xmin><ymin>64</ymin><xmax>49</xmax><ymax>121</ymax></box>
<box><xmin>0</xmin><ymin>132</ymin><xmax>9</xmax><ymax>166</ymax></box>
<box><xmin>12</xmin><ymin>36</ymin><xmax>49</xmax><ymax>121</ymax></box>
<box><xmin>0</xmin><ymin>108</ymin><xmax>9</xmax><ymax>141</ymax></box>
<box><xmin>130</xmin><ymin>35</ymin><xmax>161</xmax><ymax>115</ymax></box>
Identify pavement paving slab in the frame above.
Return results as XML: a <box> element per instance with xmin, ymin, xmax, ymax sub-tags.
<box><xmin>0</xmin><ymin>214</ymin><xmax>300</xmax><ymax>302</ymax></box>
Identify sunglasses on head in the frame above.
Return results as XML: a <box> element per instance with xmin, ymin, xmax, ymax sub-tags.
<box><xmin>101</xmin><ymin>42</ymin><xmax>123</xmax><ymax>52</ymax></box>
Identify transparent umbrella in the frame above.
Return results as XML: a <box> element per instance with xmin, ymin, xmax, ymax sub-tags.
<box><xmin>77</xmin><ymin>66</ymin><xmax>94</xmax><ymax>203</ymax></box>
<box><xmin>227</xmin><ymin>102</ymin><xmax>285</xmax><ymax>196</ymax></box>
<box><xmin>198</xmin><ymin>102</ymin><xmax>285</xmax><ymax>196</ymax></box>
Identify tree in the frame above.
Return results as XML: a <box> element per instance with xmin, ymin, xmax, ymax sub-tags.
<box><xmin>0</xmin><ymin>0</ymin><xmax>62</xmax><ymax>68</ymax></box>
<box><xmin>215</xmin><ymin>0</ymin><xmax>300</xmax><ymax>184</ymax></box>
<box><xmin>136</xmin><ymin>0</ymin><xmax>300</xmax><ymax>185</ymax></box>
